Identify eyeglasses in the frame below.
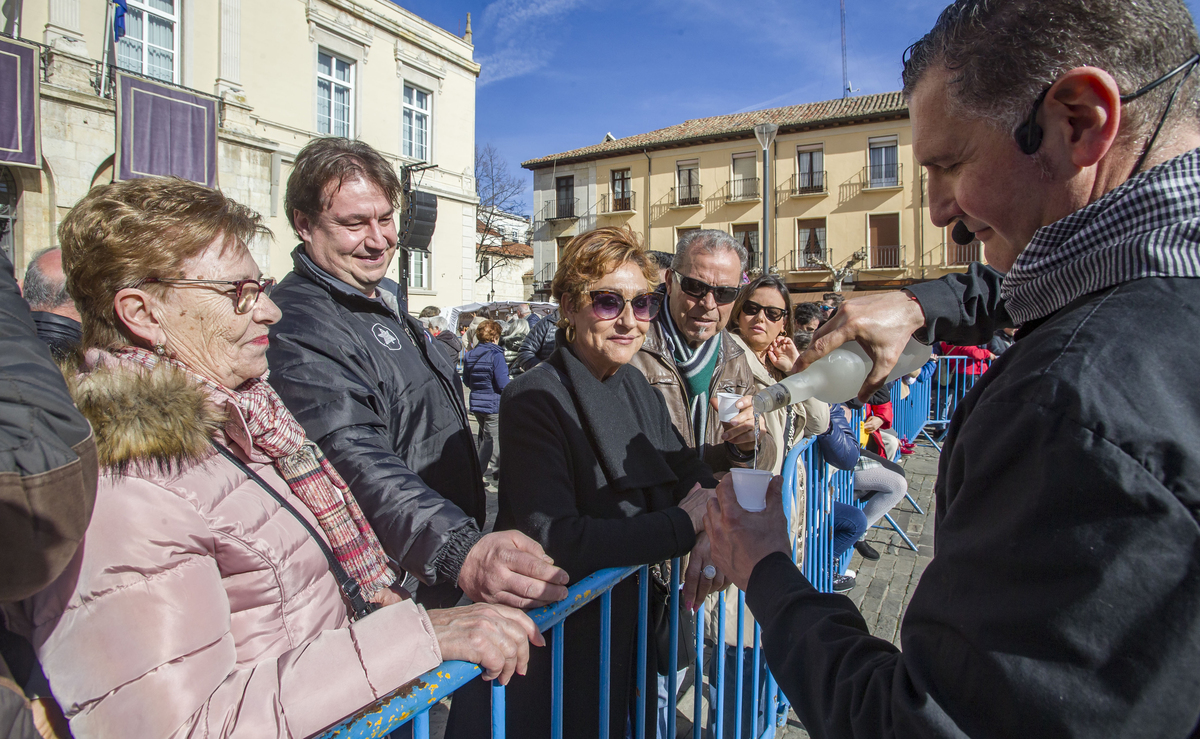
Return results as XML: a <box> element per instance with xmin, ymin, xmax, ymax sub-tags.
<box><xmin>673</xmin><ymin>272</ymin><xmax>740</xmax><ymax>305</ymax></box>
<box><xmin>140</xmin><ymin>277</ymin><xmax>277</xmax><ymax>314</ymax></box>
<box><xmin>741</xmin><ymin>300</ymin><xmax>787</xmax><ymax>322</ymax></box>
<box><xmin>588</xmin><ymin>290</ymin><xmax>663</xmax><ymax>321</ymax></box>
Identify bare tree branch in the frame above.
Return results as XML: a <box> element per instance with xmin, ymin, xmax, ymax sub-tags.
<box><xmin>475</xmin><ymin>144</ymin><xmax>529</xmax><ymax>289</ymax></box>
<box><xmin>808</xmin><ymin>249</ymin><xmax>865</xmax><ymax>292</ymax></box>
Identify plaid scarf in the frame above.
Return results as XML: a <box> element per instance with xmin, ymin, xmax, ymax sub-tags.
<box><xmin>117</xmin><ymin>347</ymin><xmax>397</xmax><ymax>598</ymax></box>
<box><xmin>659</xmin><ymin>307</ymin><xmax>721</xmax><ymax>456</ymax></box>
<box><xmin>1002</xmin><ymin>148</ymin><xmax>1200</xmax><ymax>324</ymax></box>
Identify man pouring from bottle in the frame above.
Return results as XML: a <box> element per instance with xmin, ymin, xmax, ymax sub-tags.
<box><xmin>704</xmin><ymin>0</ymin><xmax>1200</xmax><ymax>736</ymax></box>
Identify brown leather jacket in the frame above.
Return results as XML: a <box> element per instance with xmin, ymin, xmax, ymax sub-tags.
<box><xmin>628</xmin><ymin>318</ymin><xmax>775</xmax><ymax>473</ymax></box>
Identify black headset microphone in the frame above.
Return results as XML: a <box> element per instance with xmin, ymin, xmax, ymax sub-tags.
<box><xmin>950</xmin><ymin>54</ymin><xmax>1200</xmax><ymax>248</ymax></box>
<box><xmin>950</xmin><ymin>88</ymin><xmax>1050</xmax><ymax>247</ymax></box>
<box><xmin>952</xmin><ymin>220</ymin><xmax>976</xmax><ymax>246</ymax></box>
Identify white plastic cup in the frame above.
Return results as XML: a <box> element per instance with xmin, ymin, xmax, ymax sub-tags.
<box><xmin>730</xmin><ymin>468</ymin><xmax>773</xmax><ymax>512</ymax></box>
<box><xmin>716</xmin><ymin>392</ymin><xmax>743</xmax><ymax>423</ymax></box>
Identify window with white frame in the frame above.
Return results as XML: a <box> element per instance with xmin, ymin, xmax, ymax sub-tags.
<box><xmin>796</xmin><ymin>144</ymin><xmax>825</xmax><ymax>193</ymax></box>
<box><xmin>317</xmin><ymin>51</ymin><xmax>354</xmax><ymax>138</ymax></box>
<box><xmin>730</xmin><ymin>153</ymin><xmax>758</xmax><ymax>199</ymax></box>
<box><xmin>117</xmin><ymin>0</ymin><xmax>179</xmax><ymax>83</ymax></box>
<box><xmin>676</xmin><ymin>160</ymin><xmax>700</xmax><ymax>205</ymax></box>
<box><xmin>403</xmin><ymin>85</ymin><xmax>431</xmax><ymax>161</ymax></box>
<box><xmin>868</xmin><ymin>136</ymin><xmax>899</xmax><ymax>187</ymax></box>
<box><xmin>798</xmin><ymin>218</ymin><xmax>828</xmax><ymax>267</ymax></box>
<box><xmin>408</xmin><ymin>249</ymin><xmax>430</xmax><ymax>290</ymax></box>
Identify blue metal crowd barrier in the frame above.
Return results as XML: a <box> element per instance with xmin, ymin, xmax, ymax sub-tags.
<box><xmin>316</xmin><ymin>368</ymin><xmax>970</xmax><ymax>739</ymax></box>
<box><xmin>925</xmin><ymin>355</ymin><xmax>991</xmax><ymax>450</ymax></box>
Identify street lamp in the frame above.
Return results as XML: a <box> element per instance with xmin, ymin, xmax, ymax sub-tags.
<box><xmin>753</xmin><ymin>123</ymin><xmax>779</xmax><ymax>272</ymax></box>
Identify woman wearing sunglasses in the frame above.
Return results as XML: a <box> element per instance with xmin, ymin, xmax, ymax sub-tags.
<box><xmin>451</xmin><ymin>227</ymin><xmax>718</xmax><ymax>738</ymax></box>
<box><xmin>24</xmin><ymin>178</ymin><xmax>540</xmax><ymax>738</ymax></box>
<box><xmin>701</xmin><ymin>275</ymin><xmax>831</xmax><ymax>738</ymax></box>
<box><xmin>729</xmin><ymin>274</ymin><xmax>830</xmax><ymax>475</ymax></box>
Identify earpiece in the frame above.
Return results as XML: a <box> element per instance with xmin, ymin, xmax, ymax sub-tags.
<box><xmin>1014</xmin><ymin>89</ymin><xmax>1049</xmax><ymax>155</ymax></box>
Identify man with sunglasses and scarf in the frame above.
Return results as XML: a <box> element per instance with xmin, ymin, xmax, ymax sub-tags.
<box><xmin>629</xmin><ymin>229</ymin><xmax>775</xmax><ymax>610</ymax></box>
<box><xmin>704</xmin><ymin>1</ymin><xmax>1200</xmax><ymax>737</ymax></box>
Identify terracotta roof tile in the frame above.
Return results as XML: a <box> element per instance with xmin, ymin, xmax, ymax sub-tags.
<box><xmin>480</xmin><ymin>241</ymin><xmax>534</xmax><ymax>258</ymax></box>
<box><xmin>521</xmin><ymin>91</ymin><xmax>907</xmax><ymax>169</ymax></box>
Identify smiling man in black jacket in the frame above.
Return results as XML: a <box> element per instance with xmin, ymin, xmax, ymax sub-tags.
<box><xmin>705</xmin><ymin>1</ymin><xmax>1200</xmax><ymax>737</ymax></box>
<box><xmin>267</xmin><ymin>138</ymin><xmax>568</xmax><ymax>610</ymax></box>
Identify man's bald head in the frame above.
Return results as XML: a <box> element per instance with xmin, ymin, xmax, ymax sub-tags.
<box><xmin>24</xmin><ymin>248</ymin><xmax>80</xmax><ymax>321</ymax></box>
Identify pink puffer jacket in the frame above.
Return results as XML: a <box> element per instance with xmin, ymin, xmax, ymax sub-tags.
<box><xmin>19</xmin><ymin>362</ymin><xmax>441</xmax><ymax>738</ymax></box>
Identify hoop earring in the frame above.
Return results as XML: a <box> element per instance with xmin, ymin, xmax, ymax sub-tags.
<box><xmin>153</xmin><ymin>344</ymin><xmax>167</xmax><ymax>356</ymax></box>
<box><xmin>565</xmin><ymin>323</ymin><xmax>576</xmax><ymax>343</ymax></box>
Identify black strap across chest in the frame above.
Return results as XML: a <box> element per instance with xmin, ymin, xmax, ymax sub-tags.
<box><xmin>211</xmin><ymin>443</ymin><xmax>378</xmax><ymax>621</ymax></box>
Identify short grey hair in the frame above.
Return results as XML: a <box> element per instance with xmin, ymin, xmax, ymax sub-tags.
<box><xmin>901</xmin><ymin>0</ymin><xmax>1200</xmax><ymax>140</ymax></box>
<box><xmin>23</xmin><ymin>248</ymin><xmax>72</xmax><ymax>311</ymax></box>
<box><xmin>422</xmin><ymin>315</ymin><xmax>450</xmax><ymax>333</ymax></box>
<box><xmin>672</xmin><ymin>229</ymin><xmax>749</xmax><ymax>275</ymax></box>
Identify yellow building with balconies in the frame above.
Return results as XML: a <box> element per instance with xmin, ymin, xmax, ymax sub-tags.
<box><xmin>522</xmin><ymin>92</ymin><xmax>983</xmax><ymax>297</ymax></box>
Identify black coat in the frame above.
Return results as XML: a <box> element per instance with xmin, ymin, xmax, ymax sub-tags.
<box><xmin>266</xmin><ymin>246</ymin><xmax>484</xmax><ymax>607</ymax></box>
<box><xmin>748</xmin><ymin>269</ymin><xmax>1200</xmax><ymax>737</ymax></box>
<box><xmin>434</xmin><ymin>329</ymin><xmax>463</xmax><ymax>366</ymax></box>
<box><xmin>446</xmin><ymin>345</ymin><xmax>716</xmax><ymax>739</ymax></box>
<box><xmin>515</xmin><ymin>309</ymin><xmax>558</xmax><ymax>372</ymax></box>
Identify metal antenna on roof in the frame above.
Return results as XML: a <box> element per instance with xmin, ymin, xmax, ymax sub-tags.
<box><xmin>840</xmin><ymin>0</ymin><xmax>850</xmax><ymax>98</ymax></box>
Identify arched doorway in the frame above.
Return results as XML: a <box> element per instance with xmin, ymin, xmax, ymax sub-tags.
<box><xmin>0</xmin><ymin>167</ymin><xmax>17</xmax><ymax>262</ymax></box>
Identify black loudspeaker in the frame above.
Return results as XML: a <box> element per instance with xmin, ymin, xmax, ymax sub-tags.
<box><xmin>403</xmin><ymin>190</ymin><xmax>438</xmax><ymax>252</ymax></box>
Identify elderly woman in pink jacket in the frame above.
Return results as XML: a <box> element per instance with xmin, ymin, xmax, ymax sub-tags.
<box><xmin>16</xmin><ymin>177</ymin><xmax>541</xmax><ymax>738</ymax></box>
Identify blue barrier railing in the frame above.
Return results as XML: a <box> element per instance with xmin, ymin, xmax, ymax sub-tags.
<box><xmin>316</xmin><ymin>365</ymin><xmax>982</xmax><ymax>739</ymax></box>
<box><xmin>928</xmin><ymin>355</ymin><xmax>990</xmax><ymax>432</ymax></box>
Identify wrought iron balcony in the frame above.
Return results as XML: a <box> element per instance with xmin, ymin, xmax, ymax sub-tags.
<box><xmin>790</xmin><ymin>171</ymin><xmax>828</xmax><ymax>196</ymax></box>
<box><xmin>671</xmin><ymin>184</ymin><xmax>702</xmax><ymax>207</ymax></box>
<box><xmin>725</xmin><ymin>178</ymin><xmax>760</xmax><ymax>202</ymax></box>
<box><xmin>863</xmin><ymin>163</ymin><xmax>903</xmax><ymax>190</ymax></box>
<box><xmin>946</xmin><ymin>239</ymin><xmax>981</xmax><ymax>266</ymax></box>
<box><xmin>800</xmin><ymin>244</ymin><xmax>829</xmax><ymax>269</ymax></box>
<box><xmin>868</xmin><ymin>244</ymin><xmax>905</xmax><ymax>269</ymax></box>
<box><xmin>543</xmin><ymin>198</ymin><xmax>579</xmax><ymax>221</ymax></box>
<box><xmin>599</xmin><ymin>192</ymin><xmax>637</xmax><ymax>214</ymax></box>
<box><xmin>532</xmin><ymin>261</ymin><xmax>557</xmax><ymax>291</ymax></box>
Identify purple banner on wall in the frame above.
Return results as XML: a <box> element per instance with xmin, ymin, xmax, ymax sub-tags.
<box><xmin>0</xmin><ymin>37</ymin><xmax>41</xmax><ymax>169</ymax></box>
<box><xmin>116</xmin><ymin>73</ymin><xmax>218</xmax><ymax>187</ymax></box>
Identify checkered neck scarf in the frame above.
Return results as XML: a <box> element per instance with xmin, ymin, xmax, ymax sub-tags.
<box><xmin>660</xmin><ymin>307</ymin><xmax>721</xmax><ymax>456</ymax></box>
<box><xmin>1002</xmin><ymin>148</ymin><xmax>1200</xmax><ymax>325</ymax></box>
<box><xmin>117</xmin><ymin>347</ymin><xmax>397</xmax><ymax>598</ymax></box>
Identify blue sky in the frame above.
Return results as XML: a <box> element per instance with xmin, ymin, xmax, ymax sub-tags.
<box><xmin>392</xmin><ymin>0</ymin><xmax>1200</xmax><ymax>214</ymax></box>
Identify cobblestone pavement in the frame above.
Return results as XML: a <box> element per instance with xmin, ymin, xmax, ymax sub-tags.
<box><xmin>771</xmin><ymin>437</ymin><xmax>939</xmax><ymax>739</ymax></box>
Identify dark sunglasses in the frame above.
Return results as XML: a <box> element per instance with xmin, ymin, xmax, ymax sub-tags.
<box><xmin>141</xmin><ymin>277</ymin><xmax>276</xmax><ymax>315</ymax></box>
<box><xmin>589</xmin><ymin>290</ymin><xmax>663</xmax><ymax>321</ymax></box>
<box><xmin>673</xmin><ymin>272</ymin><xmax>740</xmax><ymax>305</ymax></box>
<box><xmin>742</xmin><ymin>300</ymin><xmax>787</xmax><ymax>322</ymax></box>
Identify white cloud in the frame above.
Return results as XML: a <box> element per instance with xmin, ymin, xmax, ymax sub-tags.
<box><xmin>476</xmin><ymin>0</ymin><xmax>589</xmax><ymax>87</ymax></box>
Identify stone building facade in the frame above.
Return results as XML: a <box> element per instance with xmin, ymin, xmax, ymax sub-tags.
<box><xmin>0</xmin><ymin>0</ymin><xmax>480</xmax><ymax>311</ymax></box>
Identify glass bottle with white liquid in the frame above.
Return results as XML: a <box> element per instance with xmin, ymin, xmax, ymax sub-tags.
<box><xmin>752</xmin><ymin>338</ymin><xmax>932</xmax><ymax>413</ymax></box>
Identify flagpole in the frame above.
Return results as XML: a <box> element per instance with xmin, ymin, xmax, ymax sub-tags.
<box><xmin>100</xmin><ymin>0</ymin><xmax>113</xmax><ymax>95</ymax></box>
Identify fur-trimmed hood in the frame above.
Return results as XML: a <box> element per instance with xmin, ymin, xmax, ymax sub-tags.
<box><xmin>66</xmin><ymin>360</ymin><xmax>225</xmax><ymax>474</ymax></box>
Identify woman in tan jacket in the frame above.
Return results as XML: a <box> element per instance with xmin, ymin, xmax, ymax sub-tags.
<box><xmin>705</xmin><ymin>274</ymin><xmax>829</xmax><ymax>738</ymax></box>
<box><xmin>17</xmin><ymin>178</ymin><xmax>539</xmax><ymax>738</ymax></box>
